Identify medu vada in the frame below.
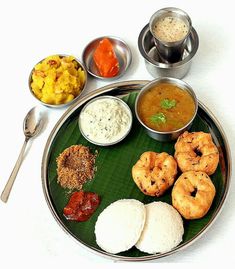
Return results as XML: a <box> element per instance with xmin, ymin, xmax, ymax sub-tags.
<box><xmin>174</xmin><ymin>131</ymin><xmax>219</xmax><ymax>175</ymax></box>
<box><xmin>132</xmin><ymin>151</ymin><xmax>177</xmax><ymax>197</ymax></box>
<box><xmin>172</xmin><ymin>171</ymin><xmax>216</xmax><ymax>219</ymax></box>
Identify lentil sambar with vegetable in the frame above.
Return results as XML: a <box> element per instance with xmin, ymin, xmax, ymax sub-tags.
<box><xmin>137</xmin><ymin>83</ymin><xmax>195</xmax><ymax>132</ymax></box>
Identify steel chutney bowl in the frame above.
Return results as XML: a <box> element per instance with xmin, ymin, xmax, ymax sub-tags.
<box><xmin>78</xmin><ymin>95</ymin><xmax>133</xmax><ymax>146</ymax></box>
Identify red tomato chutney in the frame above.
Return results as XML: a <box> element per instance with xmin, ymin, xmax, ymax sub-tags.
<box><xmin>63</xmin><ymin>191</ymin><xmax>100</xmax><ymax>222</ymax></box>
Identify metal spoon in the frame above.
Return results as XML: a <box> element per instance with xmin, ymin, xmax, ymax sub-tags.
<box><xmin>1</xmin><ymin>107</ymin><xmax>43</xmax><ymax>203</ymax></box>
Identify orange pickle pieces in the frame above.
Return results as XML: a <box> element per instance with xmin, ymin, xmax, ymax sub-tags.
<box><xmin>93</xmin><ymin>38</ymin><xmax>119</xmax><ymax>77</ymax></box>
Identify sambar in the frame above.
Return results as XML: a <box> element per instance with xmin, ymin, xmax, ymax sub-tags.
<box><xmin>137</xmin><ymin>82</ymin><xmax>195</xmax><ymax>132</ymax></box>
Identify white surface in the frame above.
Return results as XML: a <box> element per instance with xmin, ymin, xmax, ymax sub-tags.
<box><xmin>0</xmin><ymin>0</ymin><xmax>234</xmax><ymax>267</ymax></box>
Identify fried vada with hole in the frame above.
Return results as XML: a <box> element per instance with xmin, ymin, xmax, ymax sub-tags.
<box><xmin>172</xmin><ymin>171</ymin><xmax>216</xmax><ymax>219</ymax></box>
<box><xmin>132</xmin><ymin>151</ymin><xmax>177</xmax><ymax>197</ymax></box>
<box><xmin>174</xmin><ymin>131</ymin><xmax>219</xmax><ymax>175</ymax></box>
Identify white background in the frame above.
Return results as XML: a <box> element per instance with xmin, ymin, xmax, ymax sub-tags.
<box><xmin>0</xmin><ymin>0</ymin><xmax>234</xmax><ymax>267</ymax></box>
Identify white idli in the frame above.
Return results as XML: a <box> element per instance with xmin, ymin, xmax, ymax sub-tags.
<box><xmin>95</xmin><ymin>199</ymin><xmax>146</xmax><ymax>254</ymax></box>
<box><xmin>136</xmin><ymin>201</ymin><xmax>184</xmax><ymax>254</ymax></box>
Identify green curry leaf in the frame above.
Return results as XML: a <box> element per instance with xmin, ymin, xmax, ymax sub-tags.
<box><xmin>150</xmin><ymin>112</ymin><xmax>166</xmax><ymax>124</ymax></box>
<box><xmin>160</xmin><ymin>98</ymin><xmax>176</xmax><ymax>109</ymax></box>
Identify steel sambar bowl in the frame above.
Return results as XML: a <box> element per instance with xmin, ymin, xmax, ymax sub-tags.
<box><xmin>135</xmin><ymin>77</ymin><xmax>198</xmax><ymax>142</ymax></box>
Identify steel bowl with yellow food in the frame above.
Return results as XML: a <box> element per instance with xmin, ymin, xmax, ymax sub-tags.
<box><xmin>29</xmin><ymin>54</ymin><xmax>87</xmax><ymax>108</ymax></box>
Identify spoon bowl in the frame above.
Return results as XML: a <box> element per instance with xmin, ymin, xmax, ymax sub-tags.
<box><xmin>23</xmin><ymin>107</ymin><xmax>43</xmax><ymax>138</ymax></box>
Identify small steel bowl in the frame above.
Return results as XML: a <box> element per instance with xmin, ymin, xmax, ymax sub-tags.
<box><xmin>82</xmin><ymin>36</ymin><xmax>132</xmax><ymax>80</ymax></box>
<box><xmin>138</xmin><ymin>24</ymin><xmax>199</xmax><ymax>79</ymax></box>
<box><xmin>135</xmin><ymin>77</ymin><xmax>198</xmax><ymax>142</ymax></box>
<box><xmin>29</xmin><ymin>54</ymin><xmax>87</xmax><ymax>108</ymax></box>
<box><xmin>78</xmin><ymin>95</ymin><xmax>133</xmax><ymax>146</ymax></box>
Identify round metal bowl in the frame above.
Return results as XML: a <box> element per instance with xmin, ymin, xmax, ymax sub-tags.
<box><xmin>135</xmin><ymin>77</ymin><xmax>198</xmax><ymax>142</ymax></box>
<box><xmin>138</xmin><ymin>24</ymin><xmax>199</xmax><ymax>79</ymax></box>
<box><xmin>78</xmin><ymin>95</ymin><xmax>133</xmax><ymax>146</ymax></box>
<box><xmin>82</xmin><ymin>36</ymin><xmax>132</xmax><ymax>80</ymax></box>
<box><xmin>149</xmin><ymin>7</ymin><xmax>192</xmax><ymax>63</ymax></box>
<box><xmin>28</xmin><ymin>54</ymin><xmax>87</xmax><ymax>108</ymax></box>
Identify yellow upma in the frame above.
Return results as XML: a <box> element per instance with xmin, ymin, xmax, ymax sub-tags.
<box><xmin>31</xmin><ymin>55</ymin><xmax>86</xmax><ymax>105</ymax></box>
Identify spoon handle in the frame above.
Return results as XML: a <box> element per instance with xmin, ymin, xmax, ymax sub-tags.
<box><xmin>1</xmin><ymin>138</ymin><xmax>29</xmax><ymax>203</ymax></box>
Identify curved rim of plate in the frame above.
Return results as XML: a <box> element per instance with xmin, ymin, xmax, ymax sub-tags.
<box><xmin>41</xmin><ymin>80</ymin><xmax>231</xmax><ymax>261</ymax></box>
